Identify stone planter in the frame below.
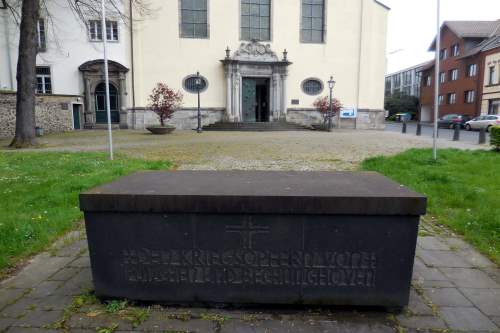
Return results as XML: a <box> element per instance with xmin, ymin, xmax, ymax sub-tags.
<box><xmin>146</xmin><ymin>126</ymin><xmax>175</xmax><ymax>135</ymax></box>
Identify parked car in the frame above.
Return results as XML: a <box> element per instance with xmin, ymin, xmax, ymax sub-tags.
<box><xmin>438</xmin><ymin>114</ymin><xmax>473</xmax><ymax>129</ymax></box>
<box><xmin>465</xmin><ymin>115</ymin><xmax>500</xmax><ymax>132</ymax></box>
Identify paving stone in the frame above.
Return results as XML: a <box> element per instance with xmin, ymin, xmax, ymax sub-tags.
<box><xmin>396</xmin><ymin>315</ymin><xmax>447</xmax><ymax>330</ymax></box>
<box><xmin>0</xmin><ymin>297</ymin><xmax>39</xmax><ymax>318</ymax></box>
<box><xmin>443</xmin><ymin>237</ymin><xmax>473</xmax><ymax>250</ymax></box>
<box><xmin>439</xmin><ymin>306</ymin><xmax>498</xmax><ymax>331</ymax></box>
<box><xmin>11</xmin><ymin>309</ymin><xmax>63</xmax><ymax>328</ymax></box>
<box><xmin>0</xmin><ymin>289</ymin><xmax>28</xmax><ymax>311</ymax></box>
<box><xmin>440</xmin><ymin>268</ymin><xmax>500</xmax><ymax>288</ymax></box>
<box><xmin>223</xmin><ymin>319</ymin><xmax>397</xmax><ymax>333</ymax></box>
<box><xmin>422</xmin><ymin>288</ymin><xmax>473</xmax><ymax>307</ymax></box>
<box><xmin>412</xmin><ymin>258</ymin><xmax>448</xmax><ymax>282</ymax></box>
<box><xmin>457</xmin><ymin>248</ymin><xmax>497</xmax><ymax>268</ymax></box>
<box><xmin>68</xmin><ymin>256</ymin><xmax>90</xmax><ymax>268</ymax></box>
<box><xmin>52</xmin><ymin>239</ymin><xmax>88</xmax><ymax>257</ymax></box>
<box><xmin>1</xmin><ymin>255</ymin><xmax>74</xmax><ymax>289</ymax></box>
<box><xmin>26</xmin><ymin>281</ymin><xmax>62</xmax><ymax>299</ymax></box>
<box><xmin>137</xmin><ymin>316</ymin><xmax>215</xmax><ymax>332</ymax></box>
<box><xmin>417</xmin><ymin>237</ymin><xmax>450</xmax><ymax>251</ymax></box>
<box><xmin>22</xmin><ymin>294</ymin><xmax>73</xmax><ymax>311</ymax></box>
<box><xmin>54</xmin><ymin>269</ymin><xmax>93</xmax><ymax>296</ymax></box>
<box><xmin>460</xmin><ymin>288</ymin><xmax>500</xmax><ymax>316</ymax></box>
<box><xmin>47</xmin><ymin>267</ymin><xmax>81</xmax><ymax>282</ymax></box>
<box><xmin>68</xmin><ymin>313</ymin><xmax>132</xmax><ymax>330</ymax></box>
<box><xmin>484</xmin><ymin>267</ymin><xmax>500</xmax><ymax>285</ymax></box>
<box><xmin>6</xmin><ymin>328</ymin><xmax>61</xmax><ymax>332</ymax></box>
<box><xmin>0</xmin><ymin>317</ymin><xmax>15</xmax><ymax>331</ymax></box>
<box><xmin>491</xmin><ymin>316</ymin><xmax>500</xmax><ymax>328</ymax></box>
<box><xmin>407</xmin><ymin>290</ymin><xmax>433</xmax><ymax>315</ymax></box>
<box><xmin>418</xmin><ymin>250</ymin><xmax>474</xmax><ymax>268</ymax></box>
<box><xmin>419</xmin><ymin>280</ymin><xmax>456</xmax><ymax>288</ymax></box>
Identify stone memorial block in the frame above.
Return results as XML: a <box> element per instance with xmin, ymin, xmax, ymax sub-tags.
<box><xmin>80</xmin><ymin>171</ymin><xmax>426</xmax><ymax>309</ymax></box>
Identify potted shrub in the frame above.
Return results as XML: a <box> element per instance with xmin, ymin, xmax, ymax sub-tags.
<box><xmin>147</xmin><ymin>83</ymin><xmax>183</xmax><ymax>135</ymax></box>
<box><xmin>312</xmin><ymin>96</ymin><xmax>343</xmax><ymax>131</ymax></box>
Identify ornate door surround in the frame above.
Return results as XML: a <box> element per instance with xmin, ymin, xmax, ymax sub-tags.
<box><xmin>221</xmin><ymin>40</ymin><xmax>291</xmax><ymax>123</ymax></box>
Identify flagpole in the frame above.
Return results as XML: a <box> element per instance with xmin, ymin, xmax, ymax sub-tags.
<box><xmin>433</xmin><ymin>0</ymin><xmax>441</xmax><ymax>161</ymax></box>
<box><xmin>101</xmin><ymin>0</ymin><xmax>114</xmax><ymax>160</ymax></box>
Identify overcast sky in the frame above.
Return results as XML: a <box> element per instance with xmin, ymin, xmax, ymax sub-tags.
<box><xmin>382</xmin><ymin>0</ymin><xmax>500</xmax><ymax>74</ymax></box>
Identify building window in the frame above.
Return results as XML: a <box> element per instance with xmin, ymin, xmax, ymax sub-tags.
<box><xmin>439</xmin><ymin>72</ymin><xmax>445</xmax><ymax>83</ymax></box>
<box><xmin>183</xmin><ymin>74</ymin><xmax>208</xmax><ymax>93</ymax></box>
<box><xmin>88</xmin><ymin>20</ymin><xmax>119</xmax><ymax>41</ymax></box>
<box><xmin>425</xmin><ymin>75</ymin><xmax>432</xmax><ymax>86</ymax></box>
<box><xmin>301</xmin><ymin>78</ymin><xmax>323</xmax><ymax>95</ymax></box>
<box><xmin>447</xmin><ymin>92</ymin><xmax>456</xmax><ymax>104</ymax></box>
<box><xmin>37</xmin><ymin>19</ymin><xmax>46</xmax><ymax>51</ymax></box>
<box><xmin>489</xmin><ymin>66</ymin><xmax>498</xmax><ymax>85</ymax></box>
<box><xmin>35</xmin><ymin>67</ymin><xmax>52</xmax><ymax>94</ymax></box>
<box><xmin>488</xmin><ymin>99</ymin><xmax>500</xmax><ymax>115</ymax></box>
<box><xmin>451</xmin><ymin>44</ymin><xmax>460</xmax><ymax>57</ymax></box>
<box><xmin>464</xmin><ymin>90</ymin><xmax>475</xmax><ymax>104</ymax></box>
<box><xmin>467</xmin><ymin>64</ymin><xmax>477</xmax><ymax>77</ymax></box>
<box><xmin>241</xmin><ymin>0</ymin><xmax>270</xmax><ymax>41</ymax></box>
<box><xmin>301</xmin><ymin>0</ymin><xmax>324</xmax><ymax>43</ymax></box>
<box><xmin>439</xmin><ymin>48</ymin><xmax>447</xmax><ymax>60</ymax></box>
<box><xmin>449</xmin><ymin>69</ymin><xmax>459</xmax><ymax>81</ymax></box>
<box><xmin>438</xmin><ymin>95</ymin><xmax>444</xmax><ymax>105</ymax></box>
<box><xmin>180</xmin><ymin>0</ymin><xmax>208</xmax><ymax>38</ymax></box>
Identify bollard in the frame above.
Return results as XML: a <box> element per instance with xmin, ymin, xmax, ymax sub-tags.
<box><xmin>453</xmin><ymin>123</ymin><xmax>460</xmax><ymax>141</ymax></box>
<box><xmin>416</xmin><ymin>123</ymin><xmax>422</xmax><ymax>136</ymax></box>
<box><xmin>479</xmin><ymin>127</ymin><xmax>486</xmax><ymax>144</ymax></box>
<box><xmin>402</xmin><ymin>121</ymin><xmax>407</xmax><ymax>134</ymax></box>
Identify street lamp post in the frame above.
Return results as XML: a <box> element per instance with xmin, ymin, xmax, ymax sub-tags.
<box><xmin>100</xmin><ymin>0</ymin><xmax>113</xmax><ymax>160</ymax></box>
<box><xmin>328</xmin><ymin>76</ymin><xmax>336</xmax><ymax>131</ymax></box>
<box><xmin>195</xmin><ymin>71</ymin><xmax>202</xmax><ymax>133</ymax></box>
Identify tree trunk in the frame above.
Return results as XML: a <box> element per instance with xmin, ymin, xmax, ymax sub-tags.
<box><xmin>9</xmin><ymin>0</ymin><xmax>40</xmax><ymax>148</ymax></box>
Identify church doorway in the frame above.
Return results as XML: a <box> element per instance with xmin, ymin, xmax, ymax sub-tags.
<box><xmin>95</xmin><ymin>82</ymin><xmax>120</xmax><ymax>124</ymax></box>
<box><xmin>242</xmin><ymin>78</ymin><xmax>270</xmax><ymax>122</ymax></box>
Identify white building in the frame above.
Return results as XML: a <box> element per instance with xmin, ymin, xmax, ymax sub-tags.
<box><xmin>0</xmin><ymin>0</ymin><xmax>132</xmax><ymax>130</ymax></box>
<box><xmin>1</xmin><ymin>0</ymin><xmax>389</xmax><ymax>131</ymax></box>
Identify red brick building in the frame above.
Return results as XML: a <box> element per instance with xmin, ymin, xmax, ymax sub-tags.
<box><xmin>419</xmin><ymin>20</ymin><xmax>500</xmax><ymax>122</ymax></box>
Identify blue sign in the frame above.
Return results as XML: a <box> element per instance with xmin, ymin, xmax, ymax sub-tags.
<box><xmin>340</xmin><ymin>107</ymin><xmax>358</xmax><ymax>119</ymax></box>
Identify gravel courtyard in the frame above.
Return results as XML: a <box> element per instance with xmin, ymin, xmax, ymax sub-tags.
<box><xmin>1</xmin><ymin>128</ymin><xmax>485</xmax><ymax>170</ymax></box>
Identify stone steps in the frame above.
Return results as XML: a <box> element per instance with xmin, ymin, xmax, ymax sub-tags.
<box><xmin>203</xmin><ymin>122</ymin><xmax>312</xmax><ymax>132</ymax></box>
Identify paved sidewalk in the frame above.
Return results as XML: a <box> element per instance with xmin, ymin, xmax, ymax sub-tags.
<box><xmin>1</xmin><ymin>222</ymin><xmax>498</xmax><ymax>333</ymax></box>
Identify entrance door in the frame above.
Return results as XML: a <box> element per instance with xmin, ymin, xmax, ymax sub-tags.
<box><xmin>95</xmin><ymin>82</ymin><xmax>120</xmax><ymax>124</ymax></box>
<box><xmin>72</xmin><ymin>104</ymin><xmax>81</xmax><ymax>129</ymax></box>
<box><xmin>242</xmin><ymin>78</ymin><xmax>269</xmax><ymax>122</ymax></box>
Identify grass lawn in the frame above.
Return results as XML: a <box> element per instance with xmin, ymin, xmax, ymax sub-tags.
<box><xmin>362</xmin><ymin>148</ymin><xmax>500</xmax><ymax>265</ymax></box>
<box><xmin>0</xmin><ymin>152</ymin><xmax>171</xmax><ymax>274</ymax></box>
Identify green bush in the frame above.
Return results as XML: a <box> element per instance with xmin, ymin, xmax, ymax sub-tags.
<box><xmin>491</xmin><ymin>126</ymin><xmax>500</xmax><ymax>151</ymax></box>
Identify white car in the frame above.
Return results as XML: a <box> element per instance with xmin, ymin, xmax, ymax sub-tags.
<box><xmin>465</xmin><ymin>115</ymin><xmax>500</xmax><ymax>132</ymax></box>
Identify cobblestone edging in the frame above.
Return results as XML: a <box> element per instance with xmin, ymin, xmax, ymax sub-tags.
<box><xmin>0</xmin><ymin>92</ymin><xmax>76</xmax><ymax>138</ymax></box>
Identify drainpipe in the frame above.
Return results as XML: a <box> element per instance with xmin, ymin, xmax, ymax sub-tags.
<box><xmin>2</xmin><ymin>8</ymin><xmax>14</xmax><ymax>89</ymax></box>
<box><xmin>129</xmin><ymin>0</ymin><xmax>136</xmax><ymax>126</ymax></box>
<box><xmin>355</xmin><ymin>0</ymin><xmax>365</xmax><ymax>126</ymax></box>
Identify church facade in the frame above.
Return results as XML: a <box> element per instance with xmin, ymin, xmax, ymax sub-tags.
<box><xmin>130</xmin><ymin>0</ymin><xmax>389</xmax><ymax>129</ymax></box>
<box><xmin>0</xmin><ymin>0</ymin><xmax>388</xmax><ymax>134</ymax></box>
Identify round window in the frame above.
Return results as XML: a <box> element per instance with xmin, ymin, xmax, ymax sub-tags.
<box><xmin>301</xmin><ymin>78</ymin><xmax>324</xmax><ymax>96</ymax></box>
<box><xmin>183</xmin><ymin>75</ymin><xmax>208</xmax><ymax>94</ymax></box>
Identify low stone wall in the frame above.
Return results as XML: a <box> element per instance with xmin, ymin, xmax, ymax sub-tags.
<box><xmin>0</xmin><ymin>92</ymin><xmax>76</xmax><ymax>138</ymax></box>
<box><xmin>128</xmin><ymin>108</ymin><xmax>225</xmax><ymax>130</ymax></box>
<box><xmin>287</xmin><ymin>108</ymin><xmax>386</xmax><ymax>130</ymax></box>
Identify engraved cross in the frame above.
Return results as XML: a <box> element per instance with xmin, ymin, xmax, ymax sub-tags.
<box><xmin>225</xmin><ymin>220</ymin><xmax>270</xmax><ymax>249</ymax></box>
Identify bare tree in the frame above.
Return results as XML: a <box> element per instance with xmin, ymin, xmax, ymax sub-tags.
<box><xmin>4</xmin><ymin>0</ymin><xmax>149</xmax><ymax>148</ymax></box>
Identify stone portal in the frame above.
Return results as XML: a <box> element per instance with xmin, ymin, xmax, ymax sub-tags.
<box><xmin>221</xmin><ymin>40</ymin><xmax>291</xmax><ymax>123</ymax></box>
